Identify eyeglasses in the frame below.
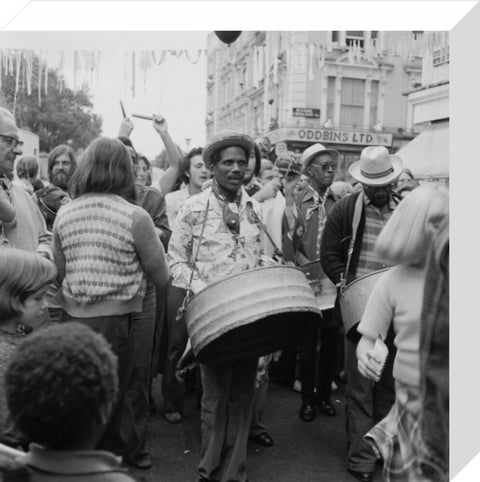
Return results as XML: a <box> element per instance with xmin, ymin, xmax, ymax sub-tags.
<box><xmin>310</xmin><ymin>161</ymin><xmax>337</xmax><ymax>171</ymax></box>
<box><xmin>0</xmin><ymin>134</ymin><xmax>23</xmax><ymax>148</ymax></box>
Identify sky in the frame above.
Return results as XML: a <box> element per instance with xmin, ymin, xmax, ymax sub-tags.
<box><xmin>88</xmin><ymin>32</ymin><xmax>209</xmax><ymax>158</ymax></box>
<box><xmin>1</xmin><ymin>31</ymin><xmax>209</xmax><ymax>158</ymax></box>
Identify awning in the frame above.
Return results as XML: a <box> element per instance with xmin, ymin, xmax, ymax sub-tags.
<box><xmin>397</xmin><ymin>122</ymin><xmax>449</xmax><ymax>179</ymax></box>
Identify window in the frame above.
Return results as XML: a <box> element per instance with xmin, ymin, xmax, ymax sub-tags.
<box><xmin>433</xmin><ymin>47</ymin><xmax>449</xmax><ymax>66</ymax></box>
<box><xmin>332</xmin><ymin>31</ymin><xmax>339</xmax><ymax>42</ymax></box>
<box><xmin>326</xmin><ymin>76</ymin><xmax>336</xmax><ymax>122</ymax></box>
<box><xmin>346</xmin><ymin>31</ymin><xmax>365</xmax><ymax>48</ymax></box>
<box><xmin>340</xmin><ymin>78</ymin><xmax>365</xmax><ymax>128</ymax></box>
<box><xmin>369</xmin><ymin>80</ymin><xmax>379</xmax><ymax>128</ymax></box>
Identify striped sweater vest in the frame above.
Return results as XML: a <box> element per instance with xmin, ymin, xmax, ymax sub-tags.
<box><xmin>56</xmin><ymin>194</ymin><xmax>146</xmax><ymax>316</ymax></box>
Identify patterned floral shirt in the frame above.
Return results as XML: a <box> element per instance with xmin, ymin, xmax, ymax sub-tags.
<box><xmin>168</xmin><ymin>187</ymin><xmax>269</xmax><ymax>294</ymax></box>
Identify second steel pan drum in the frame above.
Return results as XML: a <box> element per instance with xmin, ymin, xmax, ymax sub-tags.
<box><xmin>185</xmin><ymin>265</ymin><xmax>322</xmax><ymax>365</ymax></box>
<box><xmin>300</xmin><ymin>261</ymin><xmax>337</xmax><ymax>311</ymax></box>
<box><xmin>339</xmin><ymin>268</ymin><xmax>391</xmax><ymax>334</ymax></box>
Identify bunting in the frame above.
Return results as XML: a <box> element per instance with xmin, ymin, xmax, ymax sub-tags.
<box><xmin>0</xmin><ymin>35</ymin><xmax>447</xmax><ymax>108</ymax></box>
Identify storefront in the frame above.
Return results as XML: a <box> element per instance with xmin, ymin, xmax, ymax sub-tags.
<box><xmin>266</xmin><ymin>126</ymin><xmax>394</xmax><ymax>179</ymax></box>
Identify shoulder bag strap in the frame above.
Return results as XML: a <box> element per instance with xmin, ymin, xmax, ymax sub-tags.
<box><xmin>341</xmin><ymin>191</ymin><xmax>363</xmax><ymax>291</ymax></box>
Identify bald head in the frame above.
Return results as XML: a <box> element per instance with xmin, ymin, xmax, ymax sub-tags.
<box><xmin>0</xmin><ymin>108</ymin><xmax>22</xmax><ymax>178</ymax></box>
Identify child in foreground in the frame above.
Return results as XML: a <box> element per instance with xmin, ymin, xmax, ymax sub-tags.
<box><xmin>2</xmin><ymin>322</ymin><xmax>136</xmax><ymax>481</ymax></box>
<box><xmin>0</xmin><ymin>248</ymin><xmax>56</xmax><ymax>447</ymax></box>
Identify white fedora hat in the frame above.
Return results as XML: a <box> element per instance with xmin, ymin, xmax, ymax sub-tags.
<box><xmin>348</xmin><ymin>146</ymin><xmax>403</xmax><ymax>186</ymax></box>
<box><xmin>300</xmin><ymin>143</ymin><xmax>339</xmax><ymax>170</ymax></box>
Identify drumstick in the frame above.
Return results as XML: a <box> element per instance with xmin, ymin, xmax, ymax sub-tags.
<box><xmin>132</xmin><ymin>113</ymin><xmax>155</xmax><ymax>121</ymax></box>
<box><xmin>120</xmin><ymin>100</ymin><xmax>126</xmax><ymax>119</ymax></box>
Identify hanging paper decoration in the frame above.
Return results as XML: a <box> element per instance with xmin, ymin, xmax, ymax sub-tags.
<box><xmin>131</xmin><ymin>51</ymin><xmax>136</xmax><ymax>98</ymax></box>
<box><xmin>185</xmin><ymin>49</ymin><xmax>202</xmax><ymax>64</ymax></box>
<box><xmin>24</xmin><ymin>50</ymin><xmax>33</xmax><ymax>96</ymax></box>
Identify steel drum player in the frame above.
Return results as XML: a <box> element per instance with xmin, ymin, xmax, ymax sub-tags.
<box><xmin>168</xmin><ymin>131</ymin><xmax>276</xmax><ymax>482</ymax></box>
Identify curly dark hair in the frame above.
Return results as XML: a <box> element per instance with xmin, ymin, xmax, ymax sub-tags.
<box><xmin>5</xmin><ymin>322</ymin><xmax>119</xmax><ymax>449</ymax></box>
<box><xmin>179</xmin><ymin>147</ymin><xmax>204</xmax><ymax>185</ymax></box>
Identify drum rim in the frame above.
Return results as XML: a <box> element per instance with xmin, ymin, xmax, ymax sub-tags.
<box><xmin>185</xmin><ymin>264</ymin><xmax>307</xmax><ymax>307</ymax></box>
<box><xmin>340</xmin><ymin>267</ymin><xmax>391</xmax><ymax>293</ymax></box>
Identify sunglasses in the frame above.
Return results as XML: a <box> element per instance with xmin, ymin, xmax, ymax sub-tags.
<box><xmin>310</xmin><ymin>161</ymin><xmax>337</xmax><ymax>171</ymax></box>
<box><xmin>0</xmin><ymin>134</ymin><xmax>23</xmax><ymax>148</ymax></box>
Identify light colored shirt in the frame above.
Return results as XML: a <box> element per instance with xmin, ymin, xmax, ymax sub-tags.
<box><xmin>260</xmin><ymin>191</ymin><xmax>285</xmax><ymax>257</ymax></box>
<box><xmin>165</xmin><ymin>185</ymin><xmax>190</xmax><ymax>227</ymax></box>
<box><xmin>168</xmin><ymin>187</ymin><xmax>267</xmax><ymax>294</ymax></box>
<box><xmin>358</xmin><ymin>265</ymin><xmax>425</xmax><ymax>387</ymax></box>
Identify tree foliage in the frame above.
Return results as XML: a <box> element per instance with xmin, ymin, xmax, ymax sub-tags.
<box><xmin>0</xmin><ymin>55</ymin><xmax>102</xmax><ymax>152</ymax></box>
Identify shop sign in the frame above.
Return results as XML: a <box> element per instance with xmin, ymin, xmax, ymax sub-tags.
<box><xmin>267</xmin><ymin>127</ymin><xmax>393</xmax><ymax>147</ymax></box>
<box><xmin>275</xmin><ymin>142</ymin><xmax>288</xmax><ymax>156</ymax></box>
<box><xmin>293</xmin><ymin>108</ymin><xmax>320</xmax><ymax>118</ymax></box>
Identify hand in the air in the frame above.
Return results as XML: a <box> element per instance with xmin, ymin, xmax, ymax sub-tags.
<box><xmin>153</xmin><ymin>114</ymin><xmax>168</xmax><ymax>134</ymax></box>
<box><xmin>119</xmin><ymin>117</ymin><xmax>134</xmax><ymax>137</ymax></box>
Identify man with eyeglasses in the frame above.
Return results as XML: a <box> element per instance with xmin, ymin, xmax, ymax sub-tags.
<box><xmin>0</xmin><ymin>107</ymin><xmax>52</xmax><ymax>259</ymax></box>
<box><xmin>281</xmin><ymin>143</ymin><xmax>342</xmax><ymax>425</ymax></box>
<box><xmin>320</xmin><ymin>146</ymin><xmax>403</xmax><ymax>482</ymax></box>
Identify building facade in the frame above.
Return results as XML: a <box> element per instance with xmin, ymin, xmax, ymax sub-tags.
<box><xmin>401</xmin><ymin>31</ymin><xmax>449</xmax><ymax>181</ymax></box>
<box><xmin>206</xmin><ymin>31</ymin><xmax>426</xmax><ymax>178</ymax></box>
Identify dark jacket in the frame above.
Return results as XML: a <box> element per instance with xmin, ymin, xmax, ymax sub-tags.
<box><xmin>319</xmin><ymin>191</ymin><xmax>366</xmax><ymax>286</ymax></box>
<box><xmin>294</xmin><ymin>186</ymin><xmax>338</xmax><ymax>264</ymax></box>
<box><xmin>418</xmin><ymin>218</ymin><xmax>449</xmax><ymax>480</ymax></box>
<box><xmin>136</xmin><ymin>185</ymin><xmax>171</xmax><ymax>251</ymax></box>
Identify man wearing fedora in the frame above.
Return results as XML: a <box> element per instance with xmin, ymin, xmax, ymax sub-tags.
<box><xmin>282</xmin><ymin>143</ymin><xmax>342</xmax><ymax>423</ymax></box>
<box><xmin>0</xmin><ymin>107</ymin><xmax>52</xmax><ymax>258</ymax></box>
<box><xmin>320</xmin><ymin>145</ymin><xmax>402</xmax><ymax>482</ymax></box>
<box><xmin>168</xmin><ymin>130</ymin><xmax>273</xmax><ymax>482</ymax></box>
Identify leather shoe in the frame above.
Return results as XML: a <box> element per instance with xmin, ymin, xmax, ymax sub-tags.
<box><xmin>299</xmin><ymin>403</ymin><xmax>316</xmax><ymax>421</ymax></box>
<box><xmin>163</xmin><ymin>411</ymin><xmax>182</xmax><ymax>424</ymax></box>
<box><xmin>347</xmin><ymin>469</ymin><xmax>373</xmax><ymax>482</ymax></box>
<box><xmin>249</xmin><ymin>431</ymin><xmax>274</xmax><ymax>447</ymax></box>
<box><xmin>124</xmin><ymin>452</ymin><xmax>152</xmax><ymax>470</ymax></box>
<box><xmin>318</xmin><ymin>400</ymin><xmax>336</xmax><ymax>417</ymax></box>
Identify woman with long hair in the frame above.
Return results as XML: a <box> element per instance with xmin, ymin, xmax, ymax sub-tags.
<box><xmin>53</xmin><ymin>137</ymin><xmax>169</xmax><ymax>466</ymax></box>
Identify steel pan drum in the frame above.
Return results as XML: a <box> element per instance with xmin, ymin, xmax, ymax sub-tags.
<box><xmin>339</xmin><ymin>268</ymin><xmax>391</xmax><ymax>333</ymax></box>
<box><xmin>185</xmin><ymin>265</ymin><xmax>322</xmax><ymax>365</ymax></box>
<box><xmin>300</xmin><ymin>261</ymin><xmax>337</xmax><ymax>311</ymax></box>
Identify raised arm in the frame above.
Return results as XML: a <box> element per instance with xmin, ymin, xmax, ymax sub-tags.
<box><xmin>153</xmin><ymin>115</ymin><xmax>182</xmax><ymax>195</ymax></box>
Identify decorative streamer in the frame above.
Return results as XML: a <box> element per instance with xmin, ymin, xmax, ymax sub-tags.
<box><xmin>131</xmin><ymin>51</ymin><xmax>136</xmax><ymax>98</ymax></box>
<box><xmin>273</xmin><ymin>33</ymin><xmax>279</xmax><ymax>85</ymax></box>
<box><xmin>38</xmin><ymin>53</ymin><xmax>42</xmax><ymax>106</ymax></box>
<box><xmin>151</xmin><ymin>50</ymin><xmax>167</xmax><ymax>68</ymax></box>
<box><xmin>184</xmin><ymin>48</ymin><xmax>202</xmax><ymax>64</ymax></box>
<box><xmin>44</xmin><ymin>52</ymin><xmax>48</xmax><ymax>96</ymax></box>
<box><xmin>13</xmin><ymin>51</ymin><xmax>21</xmax><ymax>117</ymax></box>
<box><xmin>308</xmin><ymin>43</ymin><xmax>315</xmax><ymax>80</ymax></box>
<box><xmin>25</xmin><ymin>50</ymin><xmax>33</xmax><ymax>96</ymax></box>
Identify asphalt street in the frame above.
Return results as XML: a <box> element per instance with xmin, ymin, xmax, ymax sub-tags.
<box><xmin>128</xmin><ymin>377</ymin><xmax>384</xmax><ymax>482</ymax></box>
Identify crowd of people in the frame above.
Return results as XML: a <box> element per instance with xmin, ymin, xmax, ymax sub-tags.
<box><xmin>0</xmin><ymin>103</ymin><xmax>449</xmax><ymax>482</ymax></box>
